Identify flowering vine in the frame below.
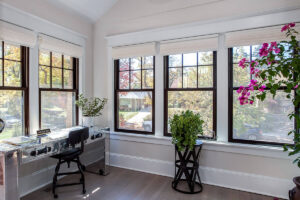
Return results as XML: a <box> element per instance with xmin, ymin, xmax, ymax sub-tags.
<box><xmin>236</xmin><ymin>23</ymin><xmax>300</xmax><ymax>167</ymax></box>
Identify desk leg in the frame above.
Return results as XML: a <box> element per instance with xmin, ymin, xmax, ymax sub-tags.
<box><xmin>0</xmin><ymin>152</ymin><xmax>19</xmax><ymax>200</ymax></box>
<box><xmin>99</xmin><ymin>151</ymin><xmax>109</xmax><ymax>176</ymax></box>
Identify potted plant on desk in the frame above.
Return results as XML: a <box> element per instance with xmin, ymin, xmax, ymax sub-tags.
<box><xmin>235</xmin><ymin>23</ymin><xmax>300</xmax><ymax>199</ymax></box>
<box><xmin>170</xmin><ymin>110</ymin><xmax>204</xmax><ymax>194</ymax></box>
<box><xmin>75</xmin><ymin>94</ymin><xmax>107</xmax><ymax>131</ymax></box>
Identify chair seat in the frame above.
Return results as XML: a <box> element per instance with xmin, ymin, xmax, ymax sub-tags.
<box><xmin>51</xmin><ymin>147</ymin><xmax>81</xmax><ymax>160</ymax></box>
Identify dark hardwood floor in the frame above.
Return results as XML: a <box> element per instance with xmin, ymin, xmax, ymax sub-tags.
<box><xmin>22</xmin><ymin>167</ymin><xmax>280</xmax><ymax>200</ymax></box>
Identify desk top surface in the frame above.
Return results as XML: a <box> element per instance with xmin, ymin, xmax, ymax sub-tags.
<box><xmin>0</xmin><ymin>126</ymin><xmax>109</xmax><ymax>153</ymax></box>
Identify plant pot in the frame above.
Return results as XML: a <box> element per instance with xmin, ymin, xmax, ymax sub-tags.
<box><xmin>289</xmin><ymin>177</ymin><xmax>300</xmax><ymax>200</ymax></box>
<box><xmin>82</xmin><ymin>116</ymin><xmax>94</xmax><ymax>132</ymax></box>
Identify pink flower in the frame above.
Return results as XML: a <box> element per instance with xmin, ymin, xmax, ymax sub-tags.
<box><xmin>281</xmin><ymin>22</ymin><xmax>296</xmax><ymax>32</ymax></box>
<box><xmin>262</xmin><ymin>43</ymin><xmax>268</xmax><ymax>48</ymax></box>
<box><xmin>239</xmin><ymin>58</ymin><xmax>248</xmax><ymax>69</ymax></box>
<box><xmin>237</xmin><ymin>86</ymin><xmax>244</xmax><ymax>94</ymax></box>
<box><xmin>250</xmin><ymin>79</ymin><xmax>258</xmax><ymax>86</ymax></box>
<box><xmin>281</xmin><ymin>24</ymin><xmax>289</xmax><ymax>32</ymax></box>
<box><xmin>270</xmin><ymin>42</ymin><xmax>277</xmax><ymax>47</ymax></box>
<box><xmin>259</xmin><ymin>43</ymin><xmax>269</xmax><ymax>57</ymax></box>
<box><xmin>294</xmin><ymin>85</ymin><xmax>299</xmax><ymax>89</ymax></box>
<box><xmin>274</xmin><ymin>48</ymin><xmax>280</xmax><ymax>54</ymax></box>
<box><xmin>250</xmin><ymin>100</ymin><xmax>254</xmax><ymax>105</ymax></box>
<box><xmin>259</xmin><ymin>85</ymin><xmax>266</xmax><ymax>92</ymax></box>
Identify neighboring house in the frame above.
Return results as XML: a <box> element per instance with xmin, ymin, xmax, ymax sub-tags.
<box><xmin>119</xmin><ymin>92</ymin><xmax>149</xmax><ymax>112</ymax></box>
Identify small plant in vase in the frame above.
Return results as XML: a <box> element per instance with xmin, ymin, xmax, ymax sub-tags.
<box><xmin>170</xmin><ymin>110</ymin><xmax>204</xmax><ymax>151</ymax></box>
<box><xmin>75</xmin><ymin>94</ymin><xmax>108</xmax><ymax>131</ymax></box>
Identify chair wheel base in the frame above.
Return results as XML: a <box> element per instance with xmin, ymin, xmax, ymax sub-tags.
<box><xmin>54</xmin><ymin>194</ymin><xmax>58</xmax><ymax>198</ymax></box>
<box><xmin>83</xmin><ymin>189</ymin><xmax>86</xmax><ymax>194</ymax></box>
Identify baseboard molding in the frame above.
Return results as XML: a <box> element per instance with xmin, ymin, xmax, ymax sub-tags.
<box><xmin>110</xmin><ymin>152</ymin><xmax>293</xmax><ymax>199</ymax></box>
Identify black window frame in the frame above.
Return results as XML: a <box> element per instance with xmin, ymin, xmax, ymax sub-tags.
<box><xmin>38</xmin><ymin>51</ymin><xmax>79</xmax><ymax>129</ymax></box>
<box><xmin>114</xmin><ymin>56</ymin><xmax>155</xmax><ymax>135</ymax></box>
<box><xmin>163</xmin><ymin>51</ymin><xmax>217</xmax><ymax>139</ymax></box>
<box><xmin>0</xmin><ymin>41</ymin><xmax>30</xmax><ymax>136</ymax></box>
<box><xmin>228</xmin><ymin>46</ymin><xmax>296</xmax><ymax>146</ymax></box>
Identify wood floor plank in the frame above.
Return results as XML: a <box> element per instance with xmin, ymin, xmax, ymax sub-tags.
<box><xmin>21</xmin><ymin>167</ymin><xmax>282</xmax><ymax>200</ymax></box>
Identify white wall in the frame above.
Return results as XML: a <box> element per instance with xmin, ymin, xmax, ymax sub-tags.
<box><xmin>93</xmin><ymin>0</ymin><xmax>300</xmax><ymax>199</ymax></box>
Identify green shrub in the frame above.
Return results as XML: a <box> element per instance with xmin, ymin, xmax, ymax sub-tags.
<box><xmin>170</xmin><ymin>110</ymin><xmax>204</xmax><ymax>151</ymax></box>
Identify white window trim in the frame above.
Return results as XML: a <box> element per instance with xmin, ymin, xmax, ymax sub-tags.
<box><xmin>106</xmin><ymin>9</ymin><xmax>300</xmax><ymax>156</ymax></box>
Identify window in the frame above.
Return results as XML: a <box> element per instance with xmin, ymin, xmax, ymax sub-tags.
<box><xmin>114</xmin><ymin>56</ymin><xmax>155</xmax><ymax>134</ymax></box>
<box><xmin>0</xmin><ymin>41</ymin><xmax>29</xmax><ymax>139</ymax></box>
<box><xmin>39</xmin><ymin>50</ymin><xmax>78</xmax><ymax>130</ymax></box>
<box><xmin>164</xmin><ymin>51</ymin><xmax>217</xmax><ymax>138</ymax></box>
<box><xmin>228</xmin><ymin>45</ymin><xmax>294</xmax><ymax>145</ymax></box>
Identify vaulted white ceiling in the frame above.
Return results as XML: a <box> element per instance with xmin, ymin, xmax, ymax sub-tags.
<box><xmin>46</xmin><ymin>0</ymin><xmax>119</xmax><ymax>22</ymax></box>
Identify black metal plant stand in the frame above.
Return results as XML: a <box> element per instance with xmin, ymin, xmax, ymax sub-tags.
<box><xmin>172</xmin><ymin>139</ymin><xmax>203</xmax><ymax>194</ymax></box>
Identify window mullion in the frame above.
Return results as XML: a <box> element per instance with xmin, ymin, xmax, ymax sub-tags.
<box><xmin>2</xmin><ymin>41</ymin><xmax>4</xmax><ymax>86</ymax></box>
<box><xmin>50</xmin><ymin>52</ymin><xmax>52</xmax><ymax>88</ymax></box>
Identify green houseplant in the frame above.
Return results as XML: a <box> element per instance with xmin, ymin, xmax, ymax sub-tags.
<box><xmin>75</xmin><ymin>94</ymin><xmax>108</xmax><ymax>129</ymax></box>
<box><xmin>170</xmin><ymin>110</ymin><xmax>204</xmax><ymax>151</ymax></box>
<box><xmin>235</xmin><ymin>23</ymin><xmax>300</xmax><ymax>198</ymax></box>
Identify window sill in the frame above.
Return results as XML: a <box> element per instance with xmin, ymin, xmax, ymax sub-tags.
<box><xmin>110</xmin><ymin>131</ymin><xmax>294</xmax><ymax>160</ymax></box>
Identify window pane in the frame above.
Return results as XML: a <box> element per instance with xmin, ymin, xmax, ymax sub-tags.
<box><xmin>233</xmin><ymin>91</ymin><xmax>294</xmax><ymax>144</ymax></box>
<box><xmin>142</xmin><ymin>56</ymin><xmax>153</xmax><ymax>69</ymax></box>
<box><xmin>39</xmin><ymin>66</ymin><xmax>50</xmax><ymax>88</ymax></box>
<box><xmin>169</xmin><ymin>54</ymin><xmax>182</xmax><ymax>67</ymax></box>
<box><xmin>41</xmin><ymin>91</ymin><xmax>76</xmax><ymax>130</ymax></box>
<box><xmin>0</xmin><ymin>90</ymin><xmax>24</xmax><ymax>139</ymax></box>
<box><xmin>252</xmin><ymin>45</ymin><xmax>263</xmax><ymax>60</ymax></box>
<box><xmin>142</xmin><ymin>69</ymin><xmax>153</xmax><ymax>89</ymax></box>
<box><xmin>131</xmin><ymin>57</ymin><xmax>141</xmax><ymax>70</ymax></box>
<box><xmin>39</xmin><ymin>50</ymin><xmax>50</xmax><ymax>66</ymax></box>
<box><xmin>52</xmin><ymin>52</ymin><xmax>62</xmax><ymax>68</ymax></box>
<box><xmin>118</xmin><ymin>91</ymin><xmax>152</xmax><ymax>132</ymax></box>
<box><xmin>119</xmin><ymin>58</ymin><xmax>129</xmax><ymax>71</ymax></box>
<box><xmin>119</xmin><ymin>71</ymin><xmax>129</xmax><ymax>89</ymax></box>
<box><xmin>233</xmin><ymin>46</ymin><xmax>250</xmax><ymax>63</ymax></box>
<box><xmin>64</xmin><ymin>56</ymin><xmax>72</xmax><ymax>69</ymax></box>
<box><xmin>64</xmin><ymin>69</ymin><xmax>73</xmax><ymax>89</ymax></box>
<box><xmin>52</xmin><ymin>68</ymin><xmax>62</xmax><ymax>88</ymax></box>
<box><xmin>4</xmin><ymin>61</ymin><xmax>21</xmax><ymax>87</ymax></box>
<box><xmin>198</xmin><ymin>52</ymin><xmax>213</xmax><ymax>65</ymax></box>
<box><xmin>0</xmin><ymin>44</ymin><xmax>2</xmax><ymax>58</ymax></box>
<box><xmin>4</xmin><ymin>44</ymin><xmax>20</xmax><ymax>61</ymax></box>
<box><xmin>130</xmin><ymin>70</ymin><xmax>141</xmax><ymax>89</ymax></box>
<box><xmin>169</xmin><ymin>68</ymin><xmax>182</xmax><ymax>88</ymax></box>
<box><xmin>233</xmin><ymin>64</ymin><xmax>250</xmax><ymax>87</ymax></box>
<box><xmin>0</xmin><ymin>60</ymin><xmax>2</xmax><ymax>86</ymax></box>
<box><xmin>198</xmin><ymin>65</ymin><xmax>213</xmax><ymax>87</ymax></box>
<box><xmin>168</xmin><ymin>91</ymin><xmax>214</xmax><ymax>137</ymax></box>
<box><xmin>183</xmin><ymin>53</ymin><xmax>197</xmax><ymax>66</ymax></box>
<box><xmin>183</xmin><ymin>67</ymin><xmax>197</xmax><ymax>88</ymax></box>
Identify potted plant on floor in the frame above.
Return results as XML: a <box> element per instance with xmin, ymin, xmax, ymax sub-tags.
<box><xmin>75</xmin><ymin>94</ymin><xmax>108</xmax><ymax>131</ymax></box>
<box><xmin>235</xmin><ymin>23</ymin><xmax>300</xmax><ymax>199</ymax></box>
<box><xmin>170</xmin><ymin>110</ymin><xmax>204</xmax><ymax>194</ymax></box>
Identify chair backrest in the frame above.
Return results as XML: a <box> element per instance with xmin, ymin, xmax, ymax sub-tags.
<box><xmin>68</xmin><ymin>127</ymin><xmax>89</xmax><ymax>153</ymax></box>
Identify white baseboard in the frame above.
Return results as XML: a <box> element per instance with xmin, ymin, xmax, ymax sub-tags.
<box><xmin>110</xmin><ymin>152</ymin><xmax>293</xmax><ymax>199</ymax></box>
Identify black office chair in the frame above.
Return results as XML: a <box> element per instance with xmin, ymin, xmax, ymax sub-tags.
<box><xmin>51</xmin><ymin>127</ymin><xmax>89</xmax><ymax>198</ymax></box>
